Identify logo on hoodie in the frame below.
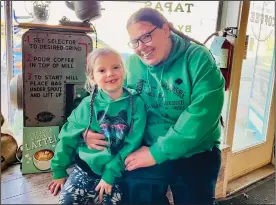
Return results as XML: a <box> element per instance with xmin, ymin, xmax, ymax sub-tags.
<box><xmin>175</xmin><ymin>78</ymin><xmax>183</xmax><ymax>85</ymax></box>
<box><xmin>97</xmin><ymin>110</ymin><xmax>129</xmax><ymax>155</ymax></box>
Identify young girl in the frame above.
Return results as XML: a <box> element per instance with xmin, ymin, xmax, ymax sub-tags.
<box><xmin>48</xmin><ymin>47</ymin><xmax>147</xmax><ymax>205</ymax></box>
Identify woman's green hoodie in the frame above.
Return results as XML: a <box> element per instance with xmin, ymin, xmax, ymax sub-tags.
<box><xmin>125</xmin><ymin>32</ymin><xmax>225</xmax><ymax>164</ymax></box>
<box><xmin>50</xmin><ymin>88</ymin><xmax>146</xmax><ymax>184</ymax></box>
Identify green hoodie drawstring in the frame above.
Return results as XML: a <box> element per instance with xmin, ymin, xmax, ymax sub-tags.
<box><xmin>147</xmin><ymin>69</ymin><xmax>152</xmax><ymax>93</ymax></box>
<box><xmin>147</xmin><ymin>66</ymin><xmax>165</xmax><ymax>103</ymax></box>
<box><xmin>159</xmin><ymin>66</ymin><xmax>165</xmax><ymax>99</ymax></box>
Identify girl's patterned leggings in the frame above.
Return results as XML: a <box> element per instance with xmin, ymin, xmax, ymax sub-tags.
<box><xmin>58</xmin><ymin>166</ymin><xmax>122</xmax><ymax>205</ymax></box>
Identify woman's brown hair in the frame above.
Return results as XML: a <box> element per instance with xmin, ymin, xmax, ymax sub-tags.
<box><xmin>126</xmin><ymin>7</ymin><xmax>205</xmax><ymax>46</ymax></box>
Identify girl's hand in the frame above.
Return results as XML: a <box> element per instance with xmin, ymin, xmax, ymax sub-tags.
<box><xmin>47</xmin><ymin>178</ymin><xmax>66</xmax><ymax>196</ymax></box>
<box><xmin>95</xmin><ymin>179</ymin><xmax>112</xmax><ymax>202</ymax></box>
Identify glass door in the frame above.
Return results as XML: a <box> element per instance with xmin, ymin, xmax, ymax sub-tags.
<box><xmin>228</xmin><ymin>1</ymin><xmax>275</xmax><ymax>180</ymax></box>
<box><xmin>233</xmin><ymin>1</ymin><xmax>275</xmax><ymax>151</ymax></box>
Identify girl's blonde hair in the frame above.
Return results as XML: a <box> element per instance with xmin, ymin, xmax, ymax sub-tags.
<box><xmin>85</xmin><ymin>47</ymin><xmax>125</xmax><ymax>93</ymax></box>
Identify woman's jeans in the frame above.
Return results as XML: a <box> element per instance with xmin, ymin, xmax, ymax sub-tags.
<box><xmin>121</xmin><ymin>160</ymin><xmax>173</xmax><ymax>204</ymax></box>
<box><xmin>121</xmin><ymin>146</ymin><xmax>221</xmax><ymax>205</ymax></box>
<box><xmin>58</xmin><ymin>166</ymin><xmax>122</xmax><ymax>205</ymax></box>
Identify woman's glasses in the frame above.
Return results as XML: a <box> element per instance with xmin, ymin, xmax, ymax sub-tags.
<box><xmin>128</xmin><ymin>26</ymin><xmax>158</xmax><ymax>49</ymax></box>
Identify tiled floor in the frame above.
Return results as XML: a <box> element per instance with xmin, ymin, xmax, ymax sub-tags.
<box><xmin>1</xmin><ymin>165</ymin><xmax>59</xmax><ymax>204</ymax></box>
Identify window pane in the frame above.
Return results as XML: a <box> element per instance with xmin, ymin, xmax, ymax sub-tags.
<box><xmin>93</xmin><ymin>1</ymin><xmax>219</xmax><ymax>54</ymax></box>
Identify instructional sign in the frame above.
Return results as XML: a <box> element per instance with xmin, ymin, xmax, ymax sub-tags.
<box><xmin>22</xmin><ymin>30</ymin><xmax>92</xmax><ymax>127</ymax></box>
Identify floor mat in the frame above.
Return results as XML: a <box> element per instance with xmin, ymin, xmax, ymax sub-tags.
<box><xmin>217</xmin><ymin>174</ymin><xmax>275</xmax><ymax>204</ymax></box>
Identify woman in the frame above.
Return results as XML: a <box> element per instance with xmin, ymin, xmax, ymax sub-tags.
<box><xmin>84</xmin><ymin>8</ymin><xmax>225</xmax><ymax>205</ymax></box>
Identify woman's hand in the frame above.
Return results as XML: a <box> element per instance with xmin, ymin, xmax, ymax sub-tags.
<box><xmin>83</xmin><ymin>129</ymin><xmax>109</xmax><ymax>150</ymax></box>
<box><xmin>125</xmin><ymin>146</ymin><xmax>156</xmax><ymax>171</ymax></box>
<box><xmin>48</xmin><ymin>178</ymin><xmax>66</xmax><ymax>196</ymax></box>
<box><xmin>95</xmin><ymin>179</ymin><xmax>112</xmax><ymax>202</ymax></box>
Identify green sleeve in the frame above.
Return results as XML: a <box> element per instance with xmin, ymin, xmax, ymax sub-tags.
<box><xmin>150</xmin><ymin>47</ymin><xmax>225</xmax><ymax>164</ymax></box>
<box><xmin>50</xmin><ymin>100</ymin><xmax>89</xmax><ymax>179</ymax></box>
<box><xmin>102</xmin><ymin>97</ymin><xmax>146</xmax><ymax>184</ymax></box>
